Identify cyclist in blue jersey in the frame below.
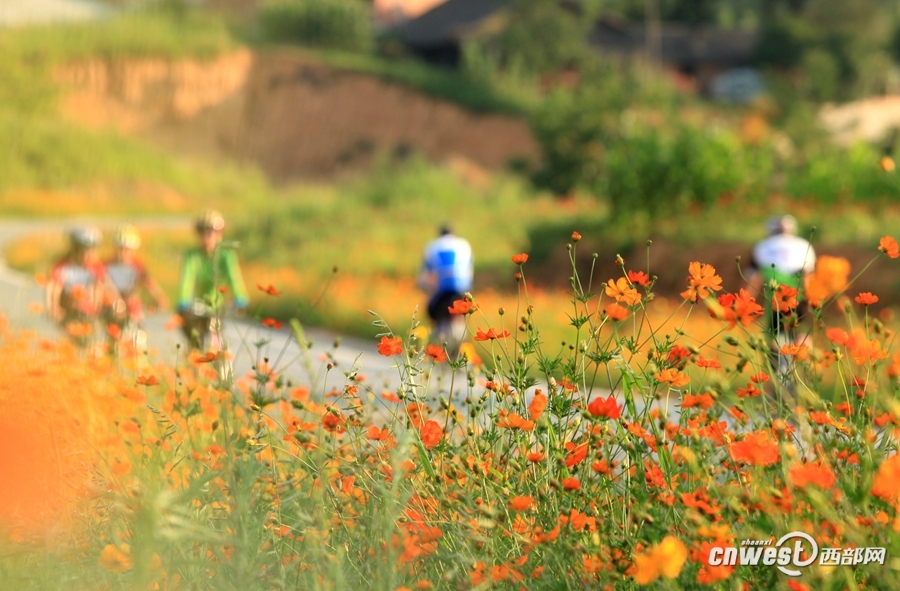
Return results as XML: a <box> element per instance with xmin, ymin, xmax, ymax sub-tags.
<box><xmin>417</xmin><ymin>225</ymin><xmax>473</xmax><ymax>355</ymax></box>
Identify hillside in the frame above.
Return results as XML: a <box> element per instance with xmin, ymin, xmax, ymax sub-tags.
<box><xmin>56</xmin><ymin>49</ymin><xmax>539</xmax><ymax>180</ymax></box>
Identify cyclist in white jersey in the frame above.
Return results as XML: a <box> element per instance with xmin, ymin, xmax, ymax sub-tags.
<box><xmin>748</xmin><ymin>215</ymin><xmax>816</xmax><ymax>341</ymax></box>
<box><xmin>417</xmin><ymin>225</ymin><xmax>473</xmax><ymax>353</ymax></box>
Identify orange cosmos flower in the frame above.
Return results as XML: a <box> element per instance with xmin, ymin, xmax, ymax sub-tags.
<box><xmin>99</xmin><ymin>544</ymin><xmax>133</xmax><ymax>573</ymax></box>
<box><xmin>447</xmin><ymin>299</ymin><xmax>475</xmax><ymax>315</ymax></box>
<box><xmin>565</xmin><ymin>441</ymin><xmax>589</xmax><ymax>468</ymax></box>
<box><xmin>728</xmin><ymin>431</ymin><xmax>780</xmax><ymax>466</ymax></box>
<box><xmin>881</xmin><ymin>156</ymin><xmax>896</xmax><ymax>172</ymax></box>
<box><xmin>561</xmin><ymin>477</ymin><xmax>580</xmax><ymax>491</ymax></box>
<box><xmin>851</xmin><ymin>339</ymin><xmax>888</xmax><ymax>366</ymax></box>
<box><xmin>872</xmin><ymin>454</ymin><xmax>900</xmax><ymax>501</ymax></box>
<box><xmin>695</xmin><ymin>356</ymin><xmax>721</xmax><ymax>369</ymax></box>
<box><xmin>654</xmin><ymin>368</ymin><xmax>690</xmax><ymax>388</ymax></box>
<box><xmin>627</xmin><ymin>270</ymin><xmax>651</xmax><ymax>286</ymax></box>
<box><xmin>111</xmin><ymin>458</ymin><xmax>132</xmax><ymax>475</ymax></box>
<box><xmin>136</xmin><ymin>374</ymin><xmax>158</xmax><ymax>386</ymax></box>
<box><xmin>715</xmin><ymin>289</ymin><xmax>764</xmax><ymax>328</ymax></box>
<box><xmin>377</xmin><ymin>335</ymin><xmax>403</xmax><ymax>356</ymax></box>
<box><xmin>496</xmin><ymin>412</ymin><xmax>534</xmax><ymax>431</ymax></box>
<box><xmin>736</xmin><ymin>383</ymin><xmax>761</xmax><ymax>398</ymax></box>
<box><xmin>605</xmin><ymin>277</ymin><xmax>641</xmax><ymax>306</ymax></box>
<box><xmin>262</xmin><ymin>317</ymin><xmax>283</xmax><ymax>329</ymax></box>
<box><xmin>879</xmin><ymin>236</ymin><xmax>900</xmax><ymax>258</ymax></box>
<box><xmin>528</xmin><ymin>390</ymin><xmax>548</xmax><ymax>421</ymax></box>
<box><xmin>65</xmin><ymin>322</ymin><xmax>93</xmax><ymax>338</ymax></box>
<box><xmin>856</xmin><ymin>292</ymin><xmax>879</xmax><ymax>305</ymax></box>
<box><xmin>826</xmin><ymin>327</ymin><xmax>849</xmax><ymax>346</ymax></box>
<box><xmin>474</xmin><ymin>327</ymin><xmax>510</xmax><ymax>341</ymax></box>
<box><xmin>604</xmin><ymin>303</ymin><xmax>629</xmax><ymax>321</ymax></box>
<box><xmin>587</xmin><ymin>395</ymin><xmax>621</xmax><ymax>419</ymax></box>
<box><xmin>424</xmin><ymin>344</ymin><xmax>447</xmax><ymax>363</ymax></box>
<box><xmin>509</xmin><ymin>496</ymin><xmax>534</xmax><ymax>511</ymax></box>
<box><xmin>511</xmin><ymin>253</ymin><xmax>529</xmax><ymax>265</ymax></box>
<box><xmin>779</xmin><ymin>343</ymin><xmax>809</xmax><ymax>361</ymax></box>
<box><xmin>682</xmin><ymin>393</ymin><xmax>714</xmax><ymax>409</ymax></box>
<box><xmin>788</xmin><ymin>461</ymin><xmax>836</xmax><ymax>490</ymax></box>
<box><xmin>772</xmin><ymin>284</ymin><xmax>799</xmax><ymax>313</ymax></box>
<box><xmin>680</xmin><ymin>261</ymin><xmax>723</xmax><ymax>303</ymax></box>
<box><xmin>527</xmin><ymin>451</ymin><xmax>545</xmax><ymax>462</ymax></box>
<box><xmin>322</xmin><ymin>409</ymin><xmax>345</xmax><ymax>432</ymax></box>
<box><xmin>256</xmin><ymin>283</ymin><xmax>282</xmax><ymax>296</ymax></box>
<box><xmin>632</xmin><ymin>536</ymin><xmax>688</xmax><ymax>585</ymax></box>
<box><xmin>420</xmin><ymin>420</ymin><xmax>443</xmax><ymax>450</ymax></box>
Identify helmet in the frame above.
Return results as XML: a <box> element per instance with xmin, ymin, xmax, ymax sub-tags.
<box><xmin>196</xmin><ymin>209</ymin><xmax>225</xmax><ymax>232</ymax></box>
<box><xmin>69</xmin><ymin>226</ymin><xmax>102</xmax><ymax>249</ymax></box>
<box><xmin>113</xmin><ymin>224</ymin><xmax>141</xmax><ymax>250</ymax></box>
<box><xmin>765</xmin><ymin>215</ymin><xmax>798</xmax><ymax>235</ymax></box>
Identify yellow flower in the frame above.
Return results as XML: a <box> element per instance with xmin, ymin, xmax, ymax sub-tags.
<box><xmin>99</xmin><ymin>544</ymin><xmax>132</xmax><ymax>573</ymax></box>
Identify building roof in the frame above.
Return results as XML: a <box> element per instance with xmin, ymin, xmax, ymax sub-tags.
<box><xmin>392</xmin><ymin>2</ymin><xmax>759</xmax><ymax>66</ymax></box>
<box><xmin>390</xmin><ymin>0</ymin><xmax>506</xmax><ymax>47</ymax></box>
<box><xmin>591</xmin><ymin>18</ymin><xmax>759</xmax><ymax>66</ymax></box>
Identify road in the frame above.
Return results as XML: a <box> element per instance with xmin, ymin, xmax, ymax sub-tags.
<box><xmin>0</xmin><ymin>217</ymin><xmax>408</xmax><ymax>397</ymax></box>
<box><xmin>0</xmin><ymin>0</ymin><xmax>111</xmax><ymax>26</ymax></box>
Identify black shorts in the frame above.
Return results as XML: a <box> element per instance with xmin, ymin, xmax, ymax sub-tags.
<box><xmin>427</xmin><ymin>291</ymin><xmax>464</xmax><ymax>323</ymax></box>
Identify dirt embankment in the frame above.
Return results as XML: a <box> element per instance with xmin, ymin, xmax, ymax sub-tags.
<box><xmin>56</xmin><ymin>50</ymin><xmax>539</xmax><ymax>181</ymax></box>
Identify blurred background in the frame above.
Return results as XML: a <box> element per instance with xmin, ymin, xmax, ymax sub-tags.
<box><xmin>2</xmin><ymin>0</ymin><xmax>900</xmax><ymax>341</ymax></box>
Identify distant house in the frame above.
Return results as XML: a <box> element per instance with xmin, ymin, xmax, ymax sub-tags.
<box><xmin>390</xmin><ymin>1</ymin><xmax>760</xmax><ymax>94</ymax></box>
<box><xmin>388</xmin><ymin>0</ymin><xmax>506</xmax><ymax>65</ymax></box>
<box><xmin>590</xmin><ymin>16</ymin><xmax>759</xmax><ymax>94</ymax></box>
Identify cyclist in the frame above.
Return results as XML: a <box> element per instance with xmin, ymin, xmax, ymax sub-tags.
<box><xmin>46</xmin><ymin>227</ymin><xmax>107</xmax><ymax>346</ymax></box>
<box><xmin>102</xmin><ymin>225</ymin><xmax>169</xmax><ymax>350</ymax></box>
<box><xmin>177</xmin><ymin>210</ymin><xmax>249</xmax><ymax>350</ymax></box>
<box><xmin>748</xmin><ymin>214</ymin><xmax>817</xmax><ymax>343</ymax></box>
<box><xmin>417</xmin><ymin>224</ymin><xmax>473</xmax><ymax>355</ymax></box>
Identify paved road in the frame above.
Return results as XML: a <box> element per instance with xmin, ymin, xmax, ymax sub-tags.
<box><xmin>0</xmin><ymin>217</ymin><xmax>410</xmax><ymax>398</ymax></box>
<box><xmin>0</xmin><ymin>0</ymin><xmax>111</xmax><ymax>26</ymax></box>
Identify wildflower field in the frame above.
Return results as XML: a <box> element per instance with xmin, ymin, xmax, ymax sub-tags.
<box><xmin>4</xmin><ymin>233</ymin><xmax>900</xmax><ymax>590</ymax></box>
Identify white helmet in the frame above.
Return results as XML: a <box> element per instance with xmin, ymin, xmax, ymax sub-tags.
<box><xmin>766</xmin><ymin>215</ymin><xmax>798</xmax><ymax>235</ymax></box>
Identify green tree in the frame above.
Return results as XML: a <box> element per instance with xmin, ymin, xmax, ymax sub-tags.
<box><xmin>466</xmin><ymin>0</ymin><xmax>599</xmax><ymax>77</ymax></box>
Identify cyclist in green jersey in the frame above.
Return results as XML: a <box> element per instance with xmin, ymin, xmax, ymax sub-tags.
<box><xmin>177</xmin><ymin>210</ymin><xmax>249</xmax><ymax>349</ymax></box>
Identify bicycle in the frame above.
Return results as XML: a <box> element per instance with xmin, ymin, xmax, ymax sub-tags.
<box><xmin>433</xmin><ymin>315</ymin><xmax>466</xmax><ymax>359</ymax></box>
<box><xmin>101</xmin><ymin>297</ymin><xmax>149</xmax><ymax>364</ymax></box>
<box><xmin>180</xmin><ymin>298</ymin><xmax>235</xmax><ymax>384</ymax></box>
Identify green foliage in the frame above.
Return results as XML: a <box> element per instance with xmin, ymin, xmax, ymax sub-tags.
<box><xmin>260</xmin><ymin>0</ymin><xmax>373</xmax><ymax>53</ymax></box>
<box><xmin>462</xmin><ymin>0</ymin><xmax>599</xmax><ymax>78</ymax></box>
<box><xmin>496</xmin><ymin>0</ymin><xmax>593</xmax><ymax>75</ymax></box>
<box><xmin>755</xmin><ymin>0</ymin><xmax>889</xmax><ymax>102</ymax></box>
<box><xmin>0</xmin><ymin>11</ymin><xmax>234</xmax><ymax>62</ymax></box>
<box><xmin>604</xmin><ymin>124</ymin><xmax>758</xmax><ymax>217</ymax></box>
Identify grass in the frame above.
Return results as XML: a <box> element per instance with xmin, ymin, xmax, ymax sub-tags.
<box><xmin>4</xmin><ymin>238</ymin><xmax>900</xmax><ymax>589</ymax></box>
